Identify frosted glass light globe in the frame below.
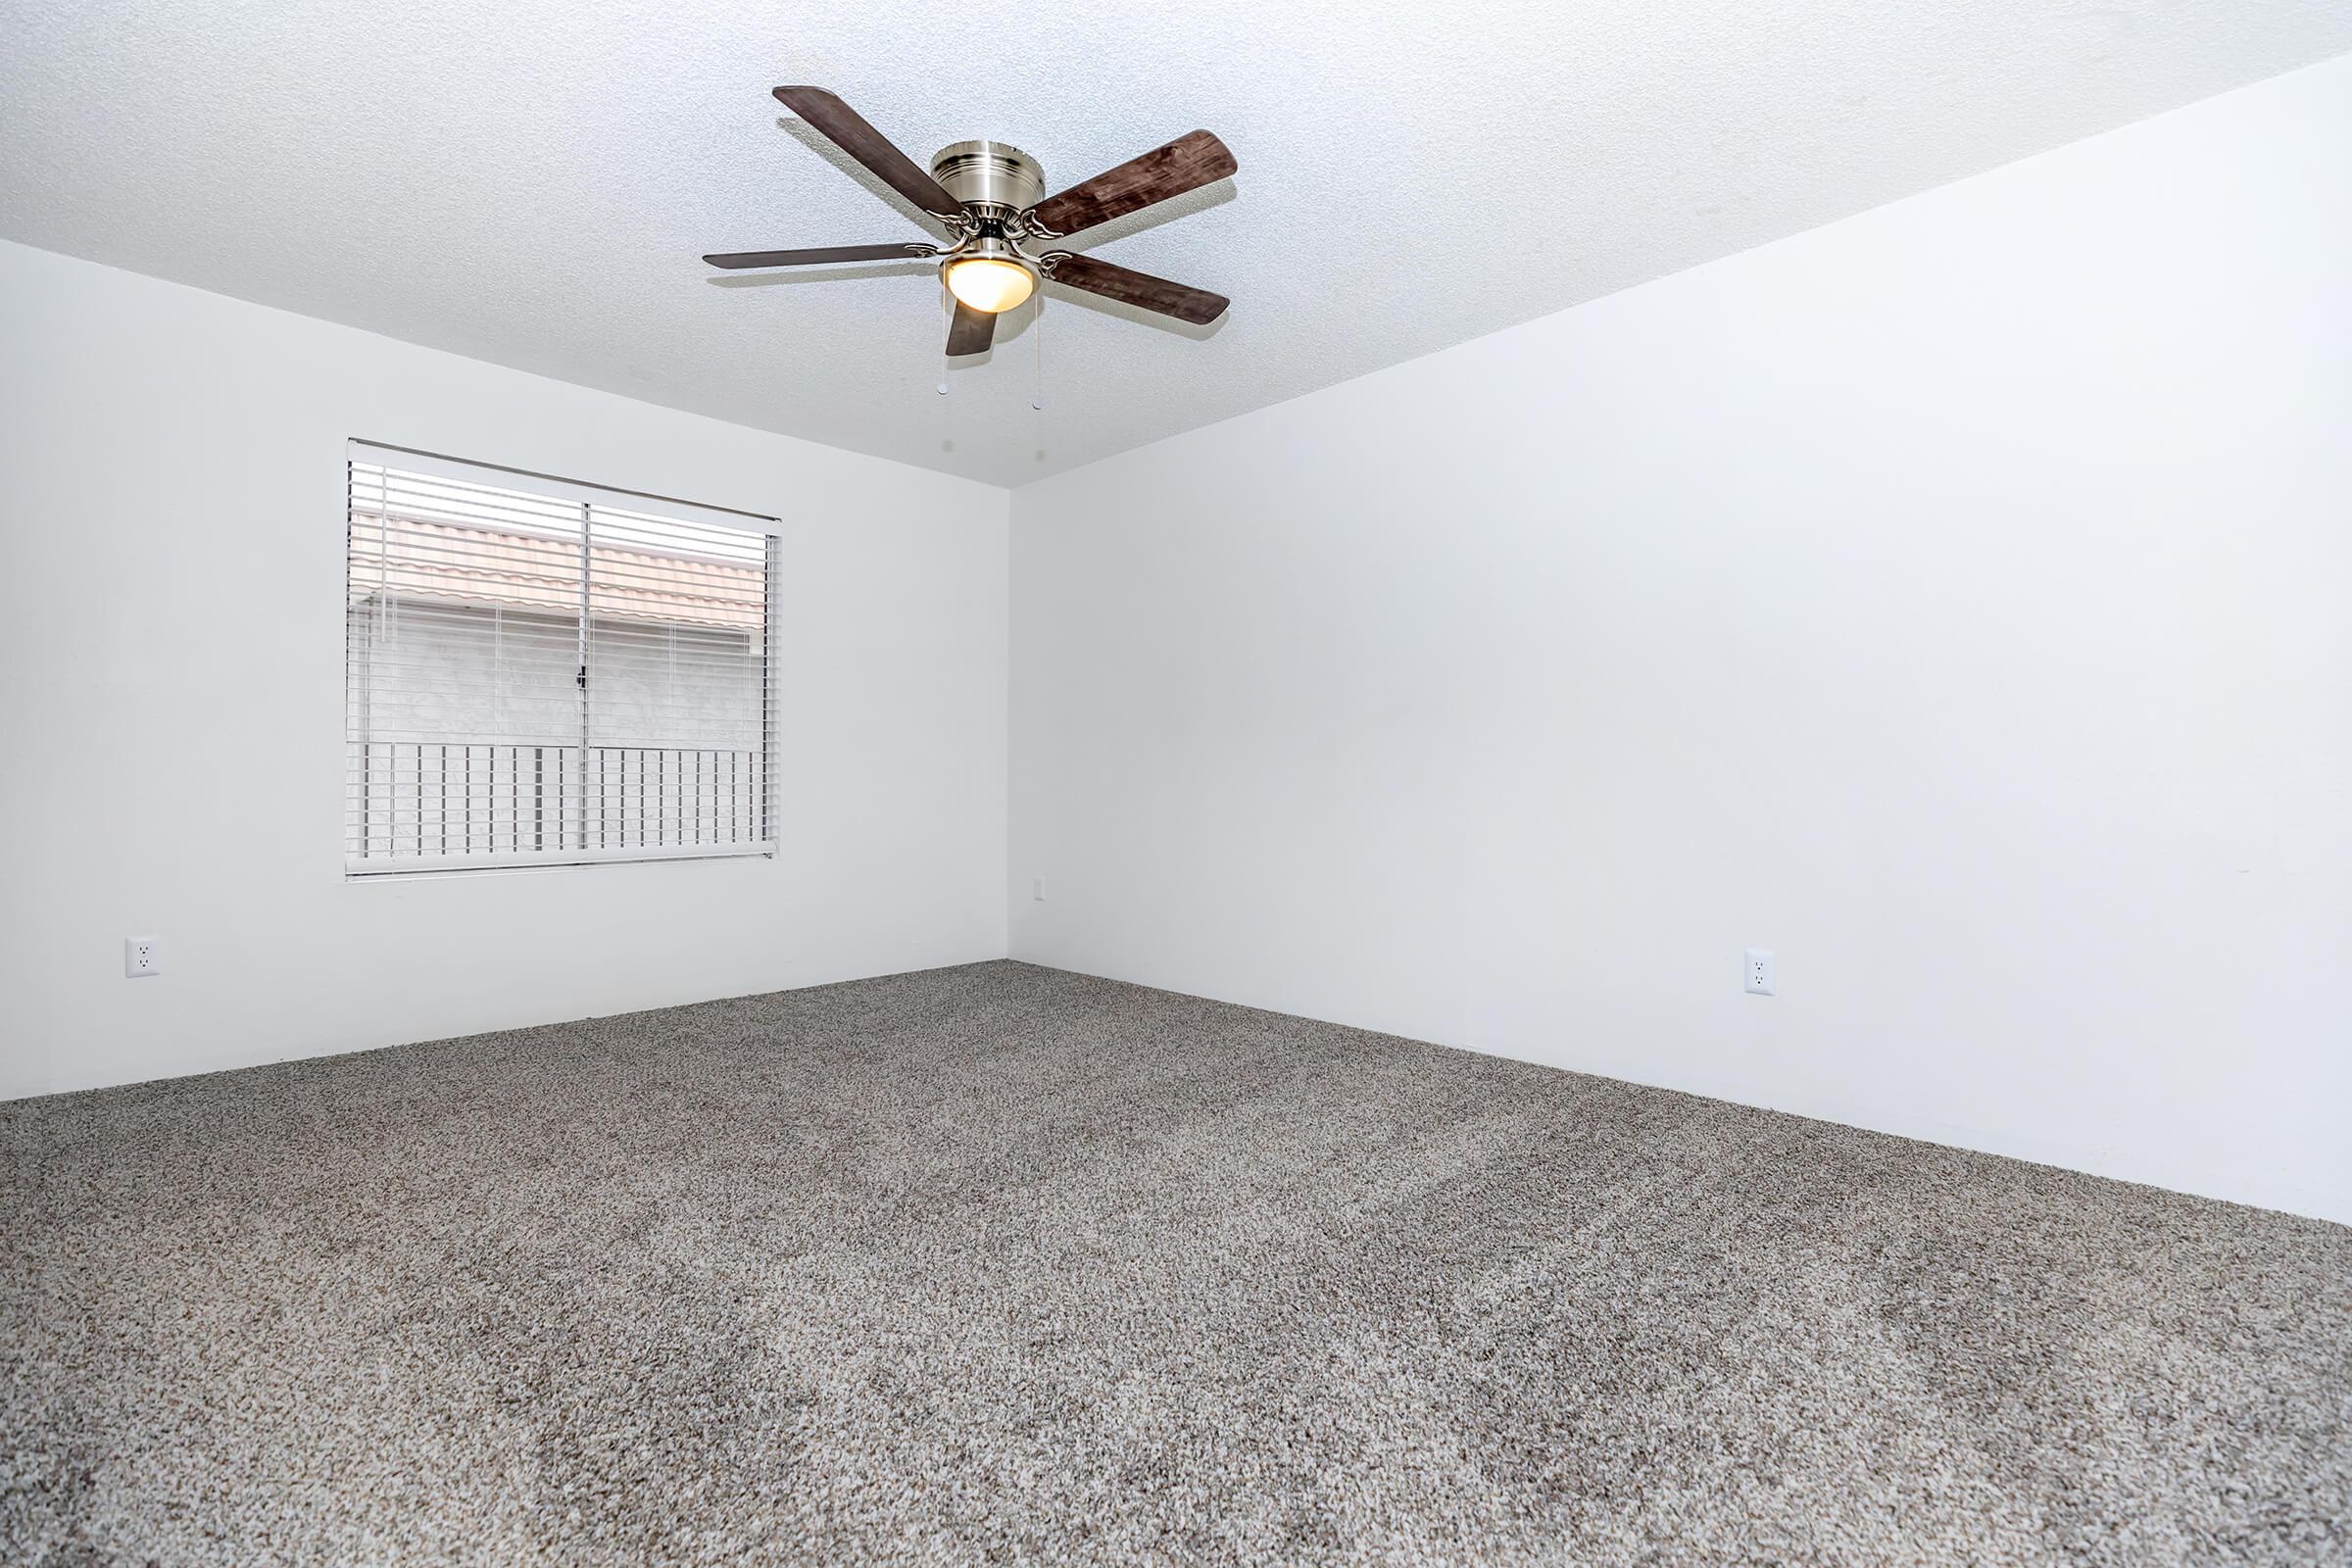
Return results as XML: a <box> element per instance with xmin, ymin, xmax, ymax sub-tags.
<box><xmin>944</xmin><ymin>256</ymin><xmax>1036</xmax><ymax>315</ymax></box>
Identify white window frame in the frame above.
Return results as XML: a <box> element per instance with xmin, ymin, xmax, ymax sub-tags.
<box><xmin>344</xmin><ymin>440</ymin><xmax>779</xmax><ymax>878</ymax></box>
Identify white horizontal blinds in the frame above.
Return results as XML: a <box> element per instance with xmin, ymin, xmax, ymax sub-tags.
<box><xmin>345</xmin><ymin>450</ymin><xmax>775</xmax><ymax>874</ymax></box>
<box><xmin>582</xmin><ymin>505</ymin><xmax>771</xmax><ymax>857</ymax></box>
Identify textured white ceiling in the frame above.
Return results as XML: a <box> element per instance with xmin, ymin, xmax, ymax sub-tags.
<box><xmin>4</xmin><ymin>2</ymin><xmax>2346</xmax><ymax>488</ymax></box>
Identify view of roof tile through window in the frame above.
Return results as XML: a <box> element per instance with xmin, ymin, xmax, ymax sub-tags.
<box><xmin>348</xmin><ymin>466</ymin><xmax>764</xmax><ymax>630</ymax></box>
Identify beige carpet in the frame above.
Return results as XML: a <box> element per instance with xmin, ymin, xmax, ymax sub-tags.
<box><xmin>3</xmin><ymin>960</ymin><xmax>2346</xmax><ymax>1565</ymax></box>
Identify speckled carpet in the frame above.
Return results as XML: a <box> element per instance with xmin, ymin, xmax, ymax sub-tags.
<box><xmin>3</xmin><ymin>961</ymin><xmax>2346</xmax><ymax>1566</ymax></box>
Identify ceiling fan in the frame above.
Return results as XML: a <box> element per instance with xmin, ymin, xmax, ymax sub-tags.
<box><xmin>706</xmin><ymin>87</ymin><xmax>1237</xmax><ymax>357</ymax></box>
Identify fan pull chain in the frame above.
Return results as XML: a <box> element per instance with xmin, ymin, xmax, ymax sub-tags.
<box><xmin>1030</xmin><ymin>298</ymin><xmax>1048</xmax><ymax>465</ymax></box>
<box><xmin>938</xmin><ymin>281</ymin><xmax>952</xmax><ymax>396</ymax></box>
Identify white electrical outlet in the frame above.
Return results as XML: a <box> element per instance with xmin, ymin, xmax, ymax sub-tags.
<box><xmin>124</xmin><ymin>936</ymin><xmax>162</xmax><ymax>978</ymax></box>
<box><xmin>1744</xmin><ymin>948</ymin><xmax>1774</xmax><ymax>996</ymax></box>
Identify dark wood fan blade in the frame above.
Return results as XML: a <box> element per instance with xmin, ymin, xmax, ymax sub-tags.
<box><xmin>946</xmin><ymin>301</ymin><xmax>998</xmax><ymax>357</ymax></box>
<box><xmin>704</xmin><ymin>243</ymin><xmax>936</xmax><ymax>270</ymax></box>
<box><xmin>1046</xmin><ymin>252</ymin><xmax>1228</xmax><ymax>325</ymax></box>
<box><xmin>1026</xmin><ymin>130</ymin><xmax>1237</xmax><ymax>237</ymax></box>
<box><xmin>773</xmin><ymin>86</ymin><xmax>961</xmax><ymax>219</ymax></box>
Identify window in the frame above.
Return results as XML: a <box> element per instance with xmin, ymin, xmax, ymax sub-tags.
<box><xmin>344</xmin><ymin>444</ymin><xmax>776</xmax><ymax>875</ymax></box>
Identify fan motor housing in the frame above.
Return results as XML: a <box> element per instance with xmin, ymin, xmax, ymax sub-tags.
<box><xmin>930</xmin><ymin>140</ymin><xmax>1045</xmax><ymax>214</ymax></box>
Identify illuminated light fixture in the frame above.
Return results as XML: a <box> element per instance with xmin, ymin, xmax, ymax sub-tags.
<box><xmin>944</xmin><ymin>252</ymin><xmax>1036</xmax><ymax>315</ymax></box>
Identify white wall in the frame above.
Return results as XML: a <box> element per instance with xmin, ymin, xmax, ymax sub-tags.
<box><xmin>1009</xmin><ymin>56</ymin><xmax>2352</xmax><ymax>1223</ymax></box>
<box><xmin>0</xmin><ymin>238</ymin><xmax>1009</xmax><ymax>1099</ymax></box>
